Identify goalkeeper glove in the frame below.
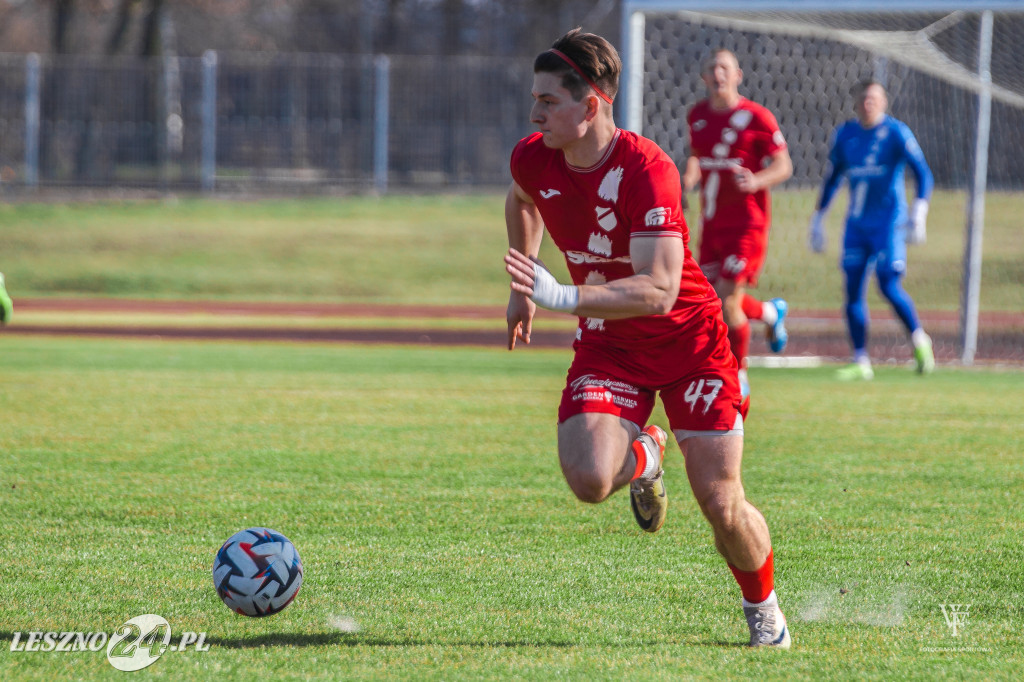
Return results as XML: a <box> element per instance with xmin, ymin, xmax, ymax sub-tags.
<box><xmin>905</xmin><ymin>198</ymin><xmax>929</xmax><ymax>245</ymax></box>
<box><xmin>808</xmin><ymin>210</ymin><xmax>826</xmax><ymax>253</ymax></box>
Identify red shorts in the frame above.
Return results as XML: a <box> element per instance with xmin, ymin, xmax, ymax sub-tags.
<box><xmin>698</xmin><ymin>227</ymin><xmax>768</xmax><ymax>287</ymax></box>
<box><xmin>558</xmin><ymin>311</ymin><xmax>747</xmax><ymax>433</ymax></box>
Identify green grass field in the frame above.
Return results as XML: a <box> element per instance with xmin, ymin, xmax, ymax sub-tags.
<box><xmin>1</xmin><ymin>190</ymin><xmax>1022</xmax><ymax>313</ymax></box>
<box><xmin>1</xmin><ymin>194</ymin><xmax>1021</xmax><ymax>678</ymax></box>
<box><xmin>2</xmin><ymin>336</ymin><xmax>1022</xmax><ymax>679</ymax></box>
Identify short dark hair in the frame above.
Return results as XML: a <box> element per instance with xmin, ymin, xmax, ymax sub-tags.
<box><xmin>702</xmin><ymin>48</ymin><xmax>739</xmax><ymax>73</ymax></box>
<box><xmin>853</xmin><ymin>79</ymin><xmax>886</xmax><ymax>98</ymax></box>
<box><xmin>534</xmin><ymin>28</ymin><xmax>621</xmax><ymax>102</ymax></box>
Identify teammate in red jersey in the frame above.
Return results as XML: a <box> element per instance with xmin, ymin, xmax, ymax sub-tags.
<box><xmin>503</xmin><ymin>28</ymin><xmax>790</xmax><ymax>648</ymax></box>
<box><xmin>683</xmin><ymin>49</ymin><xmax>793</xmax><ymax>396</ymax></box>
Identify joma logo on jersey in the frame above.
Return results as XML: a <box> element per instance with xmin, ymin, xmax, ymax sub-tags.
<box><xmin>684</xmin><ymin>379</ymin><xmax>723</xmax><ymax>415</ymax></box>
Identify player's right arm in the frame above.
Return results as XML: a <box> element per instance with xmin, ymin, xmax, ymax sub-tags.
<box><xmin>817</xmin><ymin>128</ymin><xmax>846</xmax><ymax>213</ymax></box>
<box><xmin>505</xmin><ymin>181</ymin><xmax>543</xmax><ymax>350</ymax></box>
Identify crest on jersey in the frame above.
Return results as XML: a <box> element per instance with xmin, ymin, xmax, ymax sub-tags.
<box><xmin>722</xmin><ymin>128</ymin><xmax>737</xmax><ymax>145</ymax></box>
<box><xmin>598</xmin><ymin>166</ymin><xmax>624</xmax><ymax>202</ymax></box>
<box><xmin>594</xmin><ymin>206</ymin><xmax>617</xmax><ymax>232</ymax></box>
<box><xmin>729</xmin><ymin>109</ymin><xmax>753</xmax><ymax>130</ymax></box>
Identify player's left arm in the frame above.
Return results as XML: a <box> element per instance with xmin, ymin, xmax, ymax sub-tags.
<box><xmin>901</xmin><ymin>124</ymin><xmax>935</xmax><ymax>244</ymax></box>
<box><xmin>574</xmin><ymin>235</ymin><xmax>682</xmax><ymax>318</ymax></box>
<box><xmin>903</xmin><ymin>126</ymin><xmax>934</xmax><ymax>202</ymax></box>
<box><xmin>505</xmin><ymin>235</ymin><xmax>682</xmax><ymax>320</ymax></box>
<box><xmin>732</xmin><ymin>107</ymin><xmax>792</xmax><ymax>194</ymax></box>
<box><xmin>734</xmin><ymin>146</ymin><xmax>792</xmax><ymax>194</ymax></box>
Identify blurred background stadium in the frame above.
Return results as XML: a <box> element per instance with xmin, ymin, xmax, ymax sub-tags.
<box><xmin>0</xmin><ymin>0</ymin><xmax>1021</xmax><ymax>364</ymax></box>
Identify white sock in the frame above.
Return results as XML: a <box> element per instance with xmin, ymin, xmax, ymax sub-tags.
<box><xmin>911</xmin><ymin>328</ymin><xmax>931</xmax><ymax>348</ymax></box>
<box><xmin>633</xmin><ymin>431</ymin><xmax>661</xmax><ymax>480</ymax></box>
<box><xmin>743</xmin><ymin>589</ymin><xmax>778</xmax><ymax>609</ymax></box>
<box><xmin>760</xmin><ymin>302</ymin><xmax>778</xmax><ymax>326</ymax></box>
<box><xmin>853</xmin><ymin>350</ymin><xmax>871</xmax><ymax>366</ymax></box>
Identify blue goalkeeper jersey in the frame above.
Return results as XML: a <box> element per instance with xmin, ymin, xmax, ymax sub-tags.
<box><xmin>819</xmin><ymin>115</ymin><xmax>933</xmax><ymax>232</ymax></box>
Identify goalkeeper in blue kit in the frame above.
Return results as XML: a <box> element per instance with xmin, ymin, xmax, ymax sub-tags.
<box><xmin>808</xmin><ymin>80</ymin><xmax>935</xmax><ymax>380</ymax></box>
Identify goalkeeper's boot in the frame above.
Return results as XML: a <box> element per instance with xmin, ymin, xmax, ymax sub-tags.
<box><xmin>629</xmin><ymin>425</ymin><xmax>668</xmax><ymax>533</ymax></box>
<box><xmin>914</xmin><ymin>335</ymin><xmax>935</xmax><ymax>375</ymax></box>
<box><xmin>836</xmin><ymin>362</ymin><xmax>873</xmax><ymax>381</ymax></box>
<box><xmin>0</xmin><ymin>273</ymin><xmax>11</xmax><ymax>325</ymax></box>
<box><xmin>744</xmin><ymin>593</ymin><xmax>792</xmax><ymax>648</ymax></box>
<box><xmin>766</xmin><ymin>298</ymin><xmax>788</xmax><ymax>353</ymax></box>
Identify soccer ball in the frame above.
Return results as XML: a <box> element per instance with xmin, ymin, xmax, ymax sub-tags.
<box><xmin>212</xmin><ymin>527</ymin><xmax>303</xmax><ymax>617</ymax></box>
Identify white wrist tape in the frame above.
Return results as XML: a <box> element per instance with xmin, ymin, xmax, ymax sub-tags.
<box><xmin>810</xmin><ymin>210</ymin><xmax>824</xmax><ymax>233</ymax></box>
<box><xmin>912</xmin><ymin>198</ymin><xmax>929</xmax><ymax>224</ymax></box>
<box><xmin>531</xmin><ymin>261</ymin><xmax>579</xmax><ymax>313</ymax></box>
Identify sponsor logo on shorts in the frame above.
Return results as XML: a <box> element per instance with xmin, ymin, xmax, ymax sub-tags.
<box><xmin>570</xmin><ymin>377</ymin><xmax>639</xmax><ymax>410</ymax></box>
<box><xmin>571</xmin><ymin>387</ymin><xmax>638</xmax><ymax>410</ymax></box>
<box><xmin>570</xmin><ymin>375</ymin><xmax>639</xmax><ymax>395</ymax></box>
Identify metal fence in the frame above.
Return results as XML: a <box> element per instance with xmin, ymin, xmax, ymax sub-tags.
<box><xmin>0</xmin><ymin>52</ymin><xmax>537</xmax><ymax>192</ymax></box>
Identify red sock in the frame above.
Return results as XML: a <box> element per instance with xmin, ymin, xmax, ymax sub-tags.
<box><xmin>729</xmin><ymin>549</ymin><xmax>774</xmax><ymax>604</ymax></box>
<box><xmin>741</xmin><ymin>294</ymin><xmax>763</xmax><ymax>321</ymax></box>
<box><xmin>727</xmin><ymin>322</ymin><xmax>751</xmax><ymax>368</ymax></box>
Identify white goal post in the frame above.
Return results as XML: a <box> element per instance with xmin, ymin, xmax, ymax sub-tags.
<box><xmin>619</xmin><ymin>1</ymin><xmax>1024</xmax><ymax>365</ymax></box>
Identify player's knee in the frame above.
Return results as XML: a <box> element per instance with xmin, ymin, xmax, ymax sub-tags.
<box><xmin>563</xmin><ymin>469</ymin><xmax>613</xmax><ymax>504</ymax></box>
<box><xmin>721</xmin><ymin>297</ymin><xmax>745</xmax><ymax>327</ymax></box>
<box><xmin>876</xmin><ymin>273</ymin><xmax>905</xmax><ymax>303</ymax></box>
<box><xmin>699</xmin><ymin>491</ymin><xmax>743</xmax><ymax>535</ymax></box>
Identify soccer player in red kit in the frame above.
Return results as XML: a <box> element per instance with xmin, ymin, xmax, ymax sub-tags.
<box><xmin>683</xmin><ymin>49</ymin><xmax>793</xmax><ymax>396</ymax></box>
<box><xmin>503</xmin><ymin>28</ymin><xmax>790</xmax><ymax>648</ymax></box>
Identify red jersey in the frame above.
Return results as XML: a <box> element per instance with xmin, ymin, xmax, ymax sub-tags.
<box><xmin>687</xmin><ymin>97</ymin><xmax>786</xmax><ymax>234</ymax></box>
<box><xmin>510</xmin><ymin>129</ymin><xmax>719</xmax><ymax>347</ymax></box>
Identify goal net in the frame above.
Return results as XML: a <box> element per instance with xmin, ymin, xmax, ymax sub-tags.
<box><xmin>621</xmin><ymin>4</ymin><xmax>1024</xmax><ymax>366</ymax></box>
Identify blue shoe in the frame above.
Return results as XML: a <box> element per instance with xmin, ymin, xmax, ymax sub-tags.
<box><xmin>767</xmin><ymin>298</ymin><xmax>788</xmax><ymax>353</ymax></box>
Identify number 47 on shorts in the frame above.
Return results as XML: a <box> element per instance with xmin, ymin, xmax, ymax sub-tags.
<box><xmin>684</xmin><ymin>379</ymin><xmax>723</xmax><ymax>415</ymax></box>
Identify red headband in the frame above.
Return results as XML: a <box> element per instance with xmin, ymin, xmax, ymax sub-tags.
<box><xmin>548</xmin><ymin>48</ymin><xmax>613</xmax><ymax>104</ymax></box>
